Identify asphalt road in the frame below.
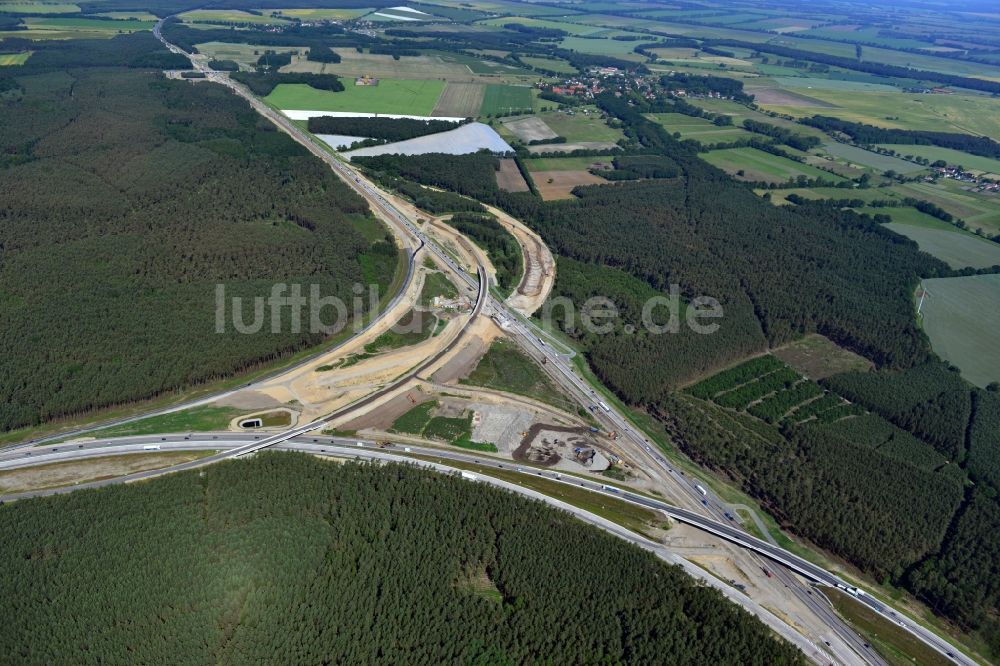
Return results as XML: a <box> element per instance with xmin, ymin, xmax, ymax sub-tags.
<box><xmin>0</xmin><ymin>432</ymin><xmax>971</xmax><ymax>666</ymax></box>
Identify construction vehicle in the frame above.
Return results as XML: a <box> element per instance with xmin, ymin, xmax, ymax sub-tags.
<box><xmin>761</xmin><ymin>567</ymin><xmax>772</xmax><ymax>578</ymax></box>
<box><xmin>608</xmin><ymin>431</ymin><xmax>618</xmax><ymax>440</ymax></box>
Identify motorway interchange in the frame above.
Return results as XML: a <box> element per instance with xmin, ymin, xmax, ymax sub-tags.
<box><xmin>1</xmin><ymin>21</ymin><xmax>974</xmax><ymax>666</ymax></box>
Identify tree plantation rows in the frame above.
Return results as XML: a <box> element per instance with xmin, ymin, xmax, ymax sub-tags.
<box><xmin>0</xmin><ymin>454</ymin><xmax>804</xmax><ymax>665</ymax></box>
<box><xmin>0</xmin><ymin>40</ymin><xmax>397</xmax><ymax>432</ymax></box>
<box><xmin>667</xmin><ymin>357</ymin><xmax>1000</xmax><ymax>654</ymax></box>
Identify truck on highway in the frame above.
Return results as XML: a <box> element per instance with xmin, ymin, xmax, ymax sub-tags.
<box><xmin>695</xmin><ymin>484</ymin><xmax>707</xmax><ymax>496</ymax></box>
<box><xmin>598</xmin><ymin>401</ymin><xmax>611</xmax><ymax>412</ymax></box>
<box><xmin>461</xmin><ymin>471</ymin><xmax>478</xmax><ymax>481</ymax></box>
<box><xmin>142</xmin><ymin>444</ymin><xmax>161</xmax><ymax>451</ymax></box>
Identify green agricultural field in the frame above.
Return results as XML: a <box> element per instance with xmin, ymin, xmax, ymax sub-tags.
<box><xmin>0</xmin><ymin>2</ymin><xmax>79</xmax><ymax>12</ymax></box>
<box><xmin>821</xmin><ymin>142</ymin><xmax>925</xmax><ymax>174</ymax></box>
<box><xmin>686</xmin><ymin>97</ymin><xmax>829</xmax><ymax>139</ymax></box>
<box><xmin>920</xmin><ymin>274</ymin><xmax>1000</xmax><ymax>388</ymax></box>
<box><xmin>520</xmin><ymin>55</ymin><xmax>577</xmax><ymax>74</ymax></box>
<box><xmin>770</xmin><ymin>76</ymin><xmax>899</xmax><ymax>93</ymax></box>
<box><xmin>702</xmin><ymin>147</ymin><xmax>845</xmax><ymax>184</ymax></box>
<box><xmin>272</xmin><ymin>8</ymin><xmax>372</xmax><ymax>20</ymax></box>
<box><xmin>646</xmin><ymin>112</ymin><xmax>754</xmax><ymax>143</ymax></box>
<box><xmin>179</xmin><ymin>9</ymin><xmax>290</xmax><ymax>25</ymax></box>
<box><xmin>0</xmin><ymin>51</ymin><xmax>30</xmax><ymax>65</ymax></box>
<box><xmin>881</xmin><ymin>216</ymin><xmax>1000</xmax><ymax>269</ymax></box>
<box><xmin>91</xmin><ymin>11</ymin><xmax>158</xmax><ymax>20</ymax></box>
<box><xmin>267</xmin><ymin>79</ymin><xmax>445</xmax><ymax>116</ymax></box>
<box><xmin>538</xmin><ymin>108</ymin><xmax>623</xmax><ymax>143</ymax></box>
<box><xmin>878</xmin><ymin>144</ymin><xmax>1000</xmax><ymax>175</ymax></box>
<box><xmin>893</xmin><ymin>180</ymin><xmax>1000</xmax><ymax>235</ymax></box>
<box><xmin>773</xmin><ymin>33</ymin><xmax>1000</xmax><ymax>80</ymax></box>
<box><xmin>480</xmin><ymin>84</ymin><xmax>532</xmax><ymax>116</ymax></box>
<box><xmin>439</xmin><ymin>52</ymin><xmax>526</xmax><ymax>76</ymax></box>
<box><xmin>759</xmin><ymin>186</ymin><xmax>895</xmax><ymax>205</ymax></box>
<box><xmin>21</xmin><ymin>16</ymin><xmax>154</xmax><ymax>31</ymax></box>
<box><xmin>195</xmin><ymin>42</ymin><xmax>304</xmax><ymax>69</ymax></box>
<box><xmin>558</xmin><ymin>35</ymin><xmax>646</xmax><ymax>59</ymax></box>
<box><xmin>281</xmin><ymin>49</ymin><xmax>488</xmax><ymax>80</ymax></box>
<box><xmin>523</xmin><ymin>156</ymin><xmax>611</xmax><ymax>171</ymax></box>
<box><xmin>761</xmin><ymin>89</ymin><xmax>1000</xmax><ymax>139</ymax></box>
<box><xmin>478</xmin><ymin>16</ymin><xmax>601</xmax><ymax>35</ymax></box>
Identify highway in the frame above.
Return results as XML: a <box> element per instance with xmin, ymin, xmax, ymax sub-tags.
<box><xmin>0</xmin><ymin>431</ymin><xmax>971</xmax><ymax>665</ymax></box>
<box><xmin>5</xmin><ymin>20</ymin><xmax>961</xmax><ymax>665</ymax></box>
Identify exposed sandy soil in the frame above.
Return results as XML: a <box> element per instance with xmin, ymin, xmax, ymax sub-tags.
<box><xmin>0</xmin><ymin>452</ymin><xmax>210</xmax><ymax>494</ymax></box>
<box><xmin>214</xmin><ymin>262</ymin><xmax>471</xmax><ymax>425</ymax></box>
<box><xmin>428</xmin><ymin>215</ymin><xmax>497</xmax><ymax>284</ymax></box>
<box><xmin>666</xmin><ymin>524</ymin><xmax>855</xmax><ymax>662</ymax></box>
<box><xmin>339</xmin><ymin>388</ymin><xmax>433</xmax><ymax>432</ymax></box>
<box><xmin>502</xmin><ymin>116</ymin><xmax>558</xmax><ymax>142</ymax></box>
<box><xmin>215</xmin><ymin>390</ymin><xmax>283</xmax><ymax>411</ymax></box>
<box><xmin>427</xmin><ymin>315</ymin><xmax>502</xmax><ymax>384</ymax></box>
<box><xmin>527</xmin><ymin>141</ymin><xmax>619</xmax><ymax>154</ymax></box>
<box><xmin>484</xmin><ymin>203</ymin><xmax>555</xmax><ymax>316</ymax></box>
<box><xmin>533</xmin><ymin>170</ymin><xmax>608</xmax><ymax>200</ymax></box>
<box><xmin>495</xmin><ymin>158</ymin><xmax>530</xmax><ymax>192</ymax></box>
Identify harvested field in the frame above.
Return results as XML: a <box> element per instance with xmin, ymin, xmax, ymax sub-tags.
<box><xmin>496</xmin><ymin>158</ymin><xmax>530</xmax><ymax>192</ymax></box>
<box><xmin>746</xmin><ymin>87</ymin><xmax>834</xmax><ymax>107</ymax></box>
<box><xmin>432</xmin><ymin>82</ymin><xmax>485</xmax><ymax>117</ymax></box>
<box><xmin>773</xmin><ymin>334</ymin><xmax>872</xmax><ymax>380</ymax></box>
<box><xmin>502</xmin><ymin>116</ymin><xmax>558</xmax><ymax>142</ymax></box>
<box><xmin>527</xmin><ymin>141</ymin><xmax>619</xmax><ymax>154</ymax></box>
<box><xmin>533</xmin><ymin>170</ymin><xmax>607</xmax><ymax>200</ymax></box>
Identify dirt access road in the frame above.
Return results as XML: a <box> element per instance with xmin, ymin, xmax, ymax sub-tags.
<box><xmin>483</xmin><ymin>204</ymin><xmax>555</xmax><ymax>316</ymax></box>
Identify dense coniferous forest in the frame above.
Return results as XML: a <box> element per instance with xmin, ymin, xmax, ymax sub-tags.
<box><xmin>708</xmin><ymin>39</ymin><xmax>1000</xmax><ymax>94</ymax></box>
<box><xmin>664</xmin><ymin>357</ymin><xmax>1000</xmax><ymax>650</ymax></box>
<box><xmin>802</xmin><ymin>116</ymin><xmax>1000</xmax><ymax>159</ymax></box>
<box><xmin>0</xmin><ymin>36</ymin><xmax>396</xmax><ymax>432</ymax></box>
<box><xmin>445</xmin><ymin>213</ymin><xmax>523</xmax><ymax>293</ymax></box>
<box><xmin>230</xmin><ymin>71</ymin><xmax>344</xmax><ymax>96</ymax></box>
<box><xmin>0</xmin><ymin>454</ymin><xmax>804</xmax><ymax>665</ymax></box>
<box><xmin>353</xmin><ymin>86</ymin><xmax>1000</xmax><ymax>647</ymax></box>
<box><xmin>358</xmin><ymin>101</ymin><xmax>950</xmax><ymax>399</ymax></box>
<box><xmin>307</xmin><ymin>116</ymin><xmax>462</xmax><ymax>142</ymax></box>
